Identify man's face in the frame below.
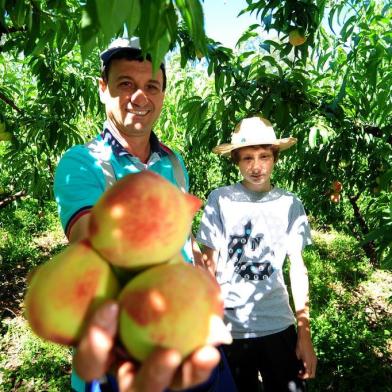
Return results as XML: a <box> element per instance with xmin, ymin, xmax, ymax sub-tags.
<box><xmin>237</xmin><ymin>146</ymin><xmax>275</xmax><ymax>192</ymax></box>
<box><xmin>99</xmin><ymin>59</ymin><xmax>165</xmax><ymax>138</ymax></box>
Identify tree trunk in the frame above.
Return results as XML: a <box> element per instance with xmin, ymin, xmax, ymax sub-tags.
<box><xmin>349</xmin><ymin>194</ymin><xmax>378</xmax><ymax>266</ymax></box>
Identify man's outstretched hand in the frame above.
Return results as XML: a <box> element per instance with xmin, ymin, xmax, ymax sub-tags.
<box><xmin>74</xmin><ymin>301</ymin><xmax>221</xmax><ymax>392</ymax></box>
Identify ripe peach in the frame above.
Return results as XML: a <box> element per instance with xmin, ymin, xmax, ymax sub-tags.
<box><xmin>118</xmin><ymin>262</ymin><xmax>232</xmax><ymax>361</ymax></box>
<box><xmin>89</xmin><ymin>171</ymin><xmax>202</xmax><ymax>269</ymax></box>
<box><xmin>289</xmin><ymin>30</ymin><xmax>307</xmax><ymax>46</ymax></box>
<box><xmin>330</xmin><ymin>192</ymin><xmax>341</xmax><ymax>203</ymax></box>
<box><xmin>331</xmin><ymin>180</ymin><xmax>343</xmax><ymax>193</ymax></box>
<box><xmin>24</xmin><ymin>240</ymin><xmax>120</xmax><ymax>346</ymax></box>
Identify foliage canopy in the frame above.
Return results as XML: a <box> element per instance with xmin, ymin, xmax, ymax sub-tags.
<box><xmin>0</xmin><ymin>0</ymin><xmax>391</xmax><ymax>263</ymax></box>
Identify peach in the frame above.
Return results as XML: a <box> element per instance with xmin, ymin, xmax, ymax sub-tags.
<box><xmin>89</xmin><ymin>171</ymin><xmax>202</xmax><ymax>268</ymax></box>
<box><xmin>24</xmin><ymin>239</ymin><xmax>120</xmax><ymax>346</ymax></box>
<box><xmin>330</xmin><ymin>192</ymin><xmax>341</xmax><ymax>203</ymax></box>
<box><xmin>289</xmin><ymin>30</ymin><xmax>307</xmax><ymax>46</ymax></box>
<box><xmin>118</xmin><ymin>262</ymin><xmax>232</xmax><ymax>361</ymax></box>
<box><xmin>331</xmin><ymin>180</ymin><xmax>343</xmax><ymax>193</ymax></box>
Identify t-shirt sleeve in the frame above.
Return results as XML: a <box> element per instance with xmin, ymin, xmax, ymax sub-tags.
<box><xmin>286</xmin><ymin>197</ymin><xmax>312</xmax><ymax>255</ymax></box>
<box><xmin>54</xmin><ymin>145</ymin><xmax>106</xmax><ymax>235</ymax></box>
<box><xmin>196</xmin><ymin>190</ymin><xmax>224</xmax><ymax>251</ymax></box>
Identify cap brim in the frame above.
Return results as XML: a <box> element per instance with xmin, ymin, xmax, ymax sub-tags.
<box><xmin>100</xmin><ymin>47</ymin><xmax>142</xmax><ymax>65</ymax></box>
<box><xmin>212</xmin><ymin>137</ymin><xmax>297</xmax><ymax>156</ymax></box>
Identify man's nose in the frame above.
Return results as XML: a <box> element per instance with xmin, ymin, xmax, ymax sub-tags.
<box><xmin>131</xmin><ymin>88</ymin><xmax>148</xmax><ymax>106</ymax></box>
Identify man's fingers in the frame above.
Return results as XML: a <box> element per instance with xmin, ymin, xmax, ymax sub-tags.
<box><xmin>190</xmin><ymin>345</ymin><xmax>221</xmax><ymax>382</ymax></box>
<box><xmin>134</xmin><ymin>348</ymin><xmax>182</xmax><ymax>392</ymax></box>
<box><xmin>117</xmin><ymin>361</ymin><xmax>137</xmax><ymax>392</ymax></box>
<box><xmin>74</xmin><ymin>301</ymin><xmax>119</xmax><ymax>381</ymax></box>
<box><xmin>171</xmin><ymin>345</ymin><xmax>221</xmax><ymax>390</ymax></box>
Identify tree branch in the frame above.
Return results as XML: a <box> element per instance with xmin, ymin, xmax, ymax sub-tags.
<box><xmin>0</xmin><ymin>90</ymin><xmax>23</xmax><ymax>114</ymax></box>
<box><xmin>0</xmin><ymin>191</ymin><xmax>26</xmax><ymax>209</ymax></box>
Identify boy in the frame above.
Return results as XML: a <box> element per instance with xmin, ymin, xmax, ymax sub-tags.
<box><xmin>196</xmin><ymin>116</ymin><xmax>317</xmax><ymax>392</ymax></box>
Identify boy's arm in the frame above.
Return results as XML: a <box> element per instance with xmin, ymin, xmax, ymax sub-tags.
<box><xmin>289</xmin><ymin>251</ymin><xmax>317</xmax><ymax>379</ymax></box>
<box><xmin>194</xmin><ymin>245</ymin><xmax>219</xmax><ymax>278</ymax></box>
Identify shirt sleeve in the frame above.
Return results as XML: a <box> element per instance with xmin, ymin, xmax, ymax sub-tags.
<box><xmin>53</xmin><ymin>145</ymin><xmax>106</xmax><ymax>234</ymax></box>
<box><xmin>286</xmin><ymin>197</ymin><xmax>312</xmax><ymax>256</ymax></box>
<box><xmin>196</xmin><ymin>190</ymin><xmax>224</xmax><ymax>251</ymax></box>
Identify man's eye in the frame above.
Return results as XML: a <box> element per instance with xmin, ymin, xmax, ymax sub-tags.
<box><xmin>146</xmin><ymin>84</ymin><xmax>160</xmax><ymax>93</ymax></box>
<box><xmin>120</xmin><ymin>81</ymin><xmax>133</xmax><ymax>88</ymax></box>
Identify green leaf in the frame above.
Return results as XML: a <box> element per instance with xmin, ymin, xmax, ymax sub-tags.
<box><xmin>96</xmin><ymin>0</ymin><xmax>134</xmax><ymax>40</ymax></box>
<box><xmin>328</xmin><ymin>6</ymin><xmax>336</xmax><ymax>34</ymax></box>
<box><xmin>262</xmin><ymin>55</ymin><xmax>283</xmax><ymax>76</ymax></box>
<box><xmin>139</xmin><ymin>0</ymin><xmax>159</xmax><ymax>53</ymax></box>
<box><xmin>263</xmin><ymin>39</ymin><xmax>283</xmax><ymax>51</ymax></box>
<box><xmin>32</xmin><ymin>31</ymin><xmax>53</xmax><ymax>56</ymax></box>
<box><xmin>151</xmin><ymin>31</ymin><xmax>170</xmax><ymax>74</ymax></box>
<box><xmin>80</xmin><ymin>3</ymin><xmax>99</xmax><ymax>61</ymax></box>
<box><xmin>175</xmin><ymin>0</ymin><xmax>206</xmax><ymax>53</ymax></box>
<box><xmin>236</xmin><ymin>30</ymin><xmax>258</xmax><ymax>47</ymax></box>
<box><xmin>163</xmin><ymin>2</ymin><xmax>178</xmax><ymax>42</ymax></box>
<box><xmin>24</xmin><ymin>7</ymin><xmax>41</xmax><ymax>56</ymax></box>
<box><xmin>340</xmin><ymin>15</ymin><xmax>356</xmax><ymax>42</ymax></box>
<box><xmin>380</xmin><ymin>169</ymin><xmax>392</xmax><ymax>190</ymax></box>
<box><xmin>125</xmin><ymin>0</ymin><xmax>141</xmax><ymax>38</ymax></box>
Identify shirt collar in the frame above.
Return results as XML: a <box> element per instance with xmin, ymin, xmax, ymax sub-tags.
<box><xmin>101</xmin><ymin>124</ymin><xmax>168</xmax><ymax>158</ymax></box>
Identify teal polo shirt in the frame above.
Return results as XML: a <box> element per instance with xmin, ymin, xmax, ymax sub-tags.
<box><xmin>54</xmin><ymin>126</ymin><xmax>190</xmax><ymax>239</ymax></box>
<box><xmin>54</xmin><ymin>126</ymin><xmax>193</xmax><ymax>392</ymax></box>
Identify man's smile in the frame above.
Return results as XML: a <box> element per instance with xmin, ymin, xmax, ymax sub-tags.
<box><xmin>126</xmin><ymin>108</ymin><xmax>151</xmax><ymax>116</ymax></box>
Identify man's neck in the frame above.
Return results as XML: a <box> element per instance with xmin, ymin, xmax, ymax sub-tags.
<box><xmin>106</xmin><ymin>121</ymin><xmax>152</xmax><ymax>163</ymax></box>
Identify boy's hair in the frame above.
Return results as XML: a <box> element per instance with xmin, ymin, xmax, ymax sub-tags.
<box><xmin>231</xmin><ymin>145</ymin><xmax>280</xmax><ymax>164</ymax></box>
<box><xmin>100</xmin><ymin>48</ymin><xmax>167</xmax><ymax>91</ymax></box>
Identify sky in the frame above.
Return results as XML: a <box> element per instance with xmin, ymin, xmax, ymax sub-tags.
<box><xmin>202</xmin><ymin>0</ymin><xmax>259</xmax><ymax>48</ymax></box>
<box><xmin>202</xmin><ymin>1</ymin><xmax>345</xmax><ymax>48</ymax></box>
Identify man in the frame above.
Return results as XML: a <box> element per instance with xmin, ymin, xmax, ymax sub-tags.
<box><xmin>196</xmin><ymin>116</ymin><xmax>317</xmax><ymax>392</ymax></box>
<box><xmin>54</xmin><ymin>38</ymin><xmax>224</xmax><ymax>392</ymax></box>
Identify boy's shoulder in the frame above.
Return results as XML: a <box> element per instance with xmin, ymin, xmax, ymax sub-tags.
<box><xmin>274</xmin><ymin>187</ymin><xmax>303</xmax><ymax>202</ymax></box>
<box><xmin>209</xmin><ymin>184</ymin><xmax>239</xmax><ymax>198</ymax></box>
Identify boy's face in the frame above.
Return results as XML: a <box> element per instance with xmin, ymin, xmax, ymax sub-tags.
<box><xmin>237</xmin><ymin>146</ymin><xmax>275</xmax><ymax>192</ymax></box>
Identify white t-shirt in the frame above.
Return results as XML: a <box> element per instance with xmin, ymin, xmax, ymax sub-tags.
<box><xmin>197</xmin><ymin>183</ymin><xmax>312</xmax><ymax>339</ymax></box>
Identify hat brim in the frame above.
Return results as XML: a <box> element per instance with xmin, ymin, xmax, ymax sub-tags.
<box><xmin>212</xmin><ymin>137</ymin><xmax>297</xmax><ymax>156</ymax></box>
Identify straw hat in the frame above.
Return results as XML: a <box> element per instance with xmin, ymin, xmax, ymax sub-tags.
<box><xmin>213</xmin><ymin>116</ymin><xmax>297</xmax><ymax>156</ymax></box>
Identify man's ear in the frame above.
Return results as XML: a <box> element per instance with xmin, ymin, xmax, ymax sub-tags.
<box><xmin>98</xmin><ymin>78</ymin><xmax>107</xmax><ymax>104</ymax></box>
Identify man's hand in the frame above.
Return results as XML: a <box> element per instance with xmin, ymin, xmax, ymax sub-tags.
<box><xmin>74</xmin><ymin>301</ymin><xmax>221</xmax><ymax>392</ymax></box>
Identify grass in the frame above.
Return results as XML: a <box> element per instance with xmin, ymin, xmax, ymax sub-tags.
<box><xmin>0</xmin><ymin>198</ymin><xmax>70</xmax><ymax>391</ymax></box>
<box><xmin>304</xmin><ymin>230</ymin><xmax>392</xmax><ymax>392</ymax></box>
<box><xmin>0</xmin><ymin>317</ymin><xmax>72</xmax><ymax>391</ymax></box>
<box><xmin>0</xmin><ymin>200</ymin><xmax>391</xmax><ymax>391</ymax></box>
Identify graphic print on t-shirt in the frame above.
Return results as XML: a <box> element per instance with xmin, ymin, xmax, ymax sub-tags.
<box><xmin>228</xmin><ymin>220</ymin><xmax>274</xmax><ymax>281</ymax></box>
